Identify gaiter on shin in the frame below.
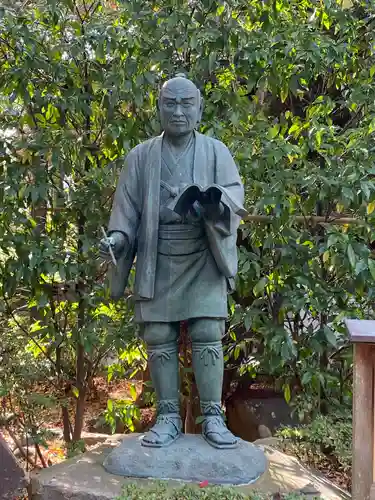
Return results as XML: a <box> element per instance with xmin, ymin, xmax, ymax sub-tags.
<box><xmin>191</xmin><ymin>340</ymin><xmax>224</xmax><ymax>415</ymax></box>
<box><xmin>147</xmin><ymin>340</ymin><xmax>180</xmax><ymax>415</ymax></box>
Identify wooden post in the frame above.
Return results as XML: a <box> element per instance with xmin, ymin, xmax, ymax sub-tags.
<box><xmin>353</xmin><ymin>344</ymin><xmax>374</xmax><ymax>500</ymax></box>
<box><xmin>346</xmin><ymin>320</ymin><xmax>375</xmax><ymax>500</ymax></box>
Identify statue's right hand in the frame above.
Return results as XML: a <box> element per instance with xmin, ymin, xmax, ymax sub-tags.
<box><xmin>99</xmin><ymin>231</ymin><xmax>126</xmax><ymax>259</ymax></box>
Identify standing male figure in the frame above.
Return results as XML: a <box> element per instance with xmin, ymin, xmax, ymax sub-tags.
<box><xmin>100</xmin><ymin>74</ymin><xmax>246</xmax><ymax>449</ymax></box>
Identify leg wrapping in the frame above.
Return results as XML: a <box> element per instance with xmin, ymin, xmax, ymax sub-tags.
<box><xmin>147</xmin><ymin>341</ymin><xmax>180</xmax><ymax>410</ymax></box>
<box><xmin>192</xmin><ymin>339</ymin><xmax>238</xmax><ymax>449</ymax></box>
<box><xmin>192</xmin><ymin>340</ymin><xmax>223</xmax><ymax>404</ymax></box>
<box><xmin>142</xmin><ymin>340</ymin><xmax>181</xmax><ymax>447</ymax></box>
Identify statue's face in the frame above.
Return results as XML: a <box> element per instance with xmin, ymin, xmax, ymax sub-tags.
<box><xmin>159</xmin><ymin>78</ymin><xmax>202</xmax><ymax>137</ymax></box>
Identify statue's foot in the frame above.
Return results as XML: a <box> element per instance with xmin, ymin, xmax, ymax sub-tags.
<box><xmin>141</xmin><ymin>413</ymin><xmax>182</xmax><ymax>448</ymax></box>
<box><xmin>202</xmin><ymin>415</ymin><xmax>239</xmax><ymax>449</ymax></box>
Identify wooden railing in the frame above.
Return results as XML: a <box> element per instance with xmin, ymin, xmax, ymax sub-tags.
<box><xmin>346</xmin><ymin>319</ymin><xmax>375</xmax><ymax>500</ymax></box>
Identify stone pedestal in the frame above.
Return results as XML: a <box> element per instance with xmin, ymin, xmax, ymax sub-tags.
<box><xmin>103</xmin><ymin>434</ymin><xmax>267</xmax><ymax>486</ymax></box>
<box><xmin>30</xmin><ymin>435</ymin><xmax>351</xmax><ymax>500</ymax></box>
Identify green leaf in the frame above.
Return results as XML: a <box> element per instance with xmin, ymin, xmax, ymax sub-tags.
<box><xmin>268</xmin><ymin>124</ymin><xmax>280</xmax><ymax>139</ymax></box>
<box><xmin>129</xmin><ymin>384</ymin><xmax>137</xmax><ymax>401</ymax></box>
<box><xmin>234</xmin><ymin>345</ymin><xmax>241</xmax><ymax>360</ymax></box>
<box><xmin>208</xmin><ymin>52</ymin><xmax>216</xmax><ymax>72</ymax></box>
<box><xmin>283</xmin><ymin>383</ymin><xmax>291</xmax><ymax>404</ymax></box>
<box><xmin>244</xmin><ymin>313</ymin><xmax>252</xmax><ymax>331</ymax></box>
<box><xmin>321</xmin><ymin>11</ymin><xmax>330</xmax><ymax>30</ymax></box>
<box><xmin>368</xmin><ymin>258</ymin><xmax>375</xmax><ymax>280</ymax></box>
<box><xmin>367</xmin><ymin>201</ymin><xmax>375</xmax><ymax>215</ymax></box>
<box><xmin>253</xmin><ymin>277</ymin><xmax>267</xmax><ymax>296</ymax></box>
<box><xmin>355</xmin><ymin>260</ymin><xmax>367</xmax><ymax>275</ymax></box>
<box><xmin>323</xmin><ymin>326</ymin><xmax>337</xmax><ymax>347</ymax></box>
<box><xmin>301</xmin><ymin>372</ymin><xmax>312</xmax><ymax>385</ymax></box>
<box><xmin>280</xmin><ymin>86</ymin><xmax>288</xmax><ymax>103</ymax></box>
<box><xmin>216</xmin><ymin>4</ymin><xmax>225</xmax><ymax>16</ymax></box>
<box><xmin>347</xmin><ymin>244</ymin><xmax>356</xmax><ymax>268</ymax></box>
<box><xmin>72</xmin><ymin>386</ymin><xmax>79</xmax><ymax>398</ymax></box>
<box><xmin>327</xmin><ymin>235</ymin><xmax>337</xmax><ymax>248</ymax></box>
<box><xmin>289</xmin><ymin>123</ymin><xmax>301</xmax><ymax>135</ymax></box>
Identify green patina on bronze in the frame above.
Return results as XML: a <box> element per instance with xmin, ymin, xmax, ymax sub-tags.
<box><xmin>100</xmin><ymin>75</ymin><xmax>247</xmax><ymax>450</ymax></box>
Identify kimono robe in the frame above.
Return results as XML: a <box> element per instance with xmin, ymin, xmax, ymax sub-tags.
<box><xmin>107</xmin><ymin>131</ymin><xmax>246</xmax><ymax>323</ymax></box>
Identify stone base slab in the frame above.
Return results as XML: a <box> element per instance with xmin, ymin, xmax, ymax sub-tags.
<box><xmin>103</xmin><ymin>433</ymin><xmax>267</xmax><ymax>486</ymax></box>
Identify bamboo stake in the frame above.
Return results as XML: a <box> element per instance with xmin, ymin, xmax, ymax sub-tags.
<box><xmin>48</xmin><ymin>208</ymin><xmax>363</xmax><ymax>225</ymax></box>
<box><xmin>244</xmin><ymin>214</ymin><xmax>363</xmax><ymax>225</ymax></box>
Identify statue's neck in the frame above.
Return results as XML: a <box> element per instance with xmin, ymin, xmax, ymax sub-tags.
<box><xmin>164</xmin><ymin>131</ymin><xmax>194</xmax><ymax>152</ymax></box>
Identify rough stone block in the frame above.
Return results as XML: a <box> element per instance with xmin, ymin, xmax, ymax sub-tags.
<box><xmin>0</xmin><ymin>434</ymin><xmax>27</xmax><ymax>499</ymax></box>
<box><xmin>103</xmin><ymin>434</ymin><xmax>267</xmax><ymax>486</ymax></box>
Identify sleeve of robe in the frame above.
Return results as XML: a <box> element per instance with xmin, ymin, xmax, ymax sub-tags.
<box><xmin>203</xmin><ymin>141</ymin><xmax>246</xmax><ymax>290</ymax></box>
<box><xmin>106</xmin><ymin>148</ymin><xmax>142</xmax><ymax>300</ymax></box>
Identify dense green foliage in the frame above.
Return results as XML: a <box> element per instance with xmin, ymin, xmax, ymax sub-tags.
<box><xmin>1</xmin><ymin>0</ymin><xmax>375</xmax><ymax>447</ymax></box>
<box><xmin>277</xmin><ymin>410</ymin><xmax>352</xmax><ymax>475</ymax></box>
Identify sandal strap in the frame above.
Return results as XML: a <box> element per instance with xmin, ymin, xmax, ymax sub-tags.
<box><xmin>202</xmin><ymin>415</ymin><xmax>232</xmax><ymax>437</ymax></box>
<box><xmin>155</xmin><ymin>414</ymin><xmax>181</xmax><ymax>433</ymax></box>
<box><xmin>146</xmin><ymin>413</ymin><xmax>181</xmax><ymax>439</ymax></box>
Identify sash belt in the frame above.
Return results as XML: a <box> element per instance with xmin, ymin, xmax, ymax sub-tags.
<box><xmin>158</xmin><ymin>224</ymin><xmax>207</xmax><ymax>255</ymax></box>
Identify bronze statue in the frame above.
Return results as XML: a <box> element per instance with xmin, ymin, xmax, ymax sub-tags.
<box><xmin>100</xmin><ymin>74</ymin><xmax>246</xmax><ymax>449</ymax></box>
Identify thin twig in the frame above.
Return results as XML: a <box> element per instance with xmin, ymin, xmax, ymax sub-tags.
<box><xmin>340</xmin><ymin>104</ymin><xmax>365</xmax><ymax>134</ymax></box>
<box><xmin>3</xmin><ymin>299</ymin><xmax>63</xmax><ymax>393</ymax></box>
<box><xmin>86</xmin><ymin>0</ymin><xmax>101</xmax><ymax>17</ymax></box>
<box><xmin>329</xmin><ymin>343</ymin><xmax>351</xmax><ymax>360</ymax></box>
<box><xmin>5</xmin><ymin>304</ymin><xmax>58</xmax><ymax>371</ymax></box>
<box><xmin>73</xmin><ymin>0</ymin><xmax>84</xmax><ymax>23</ymax></box>
<box><xmin>6</xmin><ymin>428</ymin><xmax>36</xmax><ymax>468</ymax></box>
<box><xmin>34</xmin><ymin>442</ymin><xmax>48</xmax><ymax>468</ymax></box>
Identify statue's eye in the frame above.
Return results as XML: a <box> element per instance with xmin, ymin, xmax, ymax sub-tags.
<box><xmin>183</xmin><ymin>102</ymin><xmax>193</xmax><ymax>108</ymax></box>
<box><xmin>165</xmin><ymin>101</ymin><xmax>175</xmax><ymax>108</ymax></box>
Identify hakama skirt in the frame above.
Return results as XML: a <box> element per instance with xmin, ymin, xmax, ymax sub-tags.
<box><xmin>134</xmin><ymin>224</ymin><xmax>228</xmax><ymax>323</ymax></box>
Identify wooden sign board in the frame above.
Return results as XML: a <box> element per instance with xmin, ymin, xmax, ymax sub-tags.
<box><xmin>345</xmin><ymin>319</ymin><xmax>375</xmax><ymax>344</ymax></box>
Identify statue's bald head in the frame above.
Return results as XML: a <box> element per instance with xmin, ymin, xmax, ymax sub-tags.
<box><xmin>158</xmin><ymin>74</ymin><xmax>203</xmax><ymax>137</ymax></box>
<box><xmin>159</xmin><ymin>74</ymin><xmax>201</xmax><ymax>101</ymax></box>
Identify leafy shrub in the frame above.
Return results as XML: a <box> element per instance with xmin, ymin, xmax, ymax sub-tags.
<box><xmin>277</xmin><ymin>412</ymin><xmax>352</xmax><ymax>472</ymax></box>
<box><xmin>117</xmin><ymin>482</ymin><xmax>316</xmax><ymax>500</ymax></box>
<box><xmin>2</xmin><ymin>0</ymin><xmax>375</xmax><ymax>442</ymax></box>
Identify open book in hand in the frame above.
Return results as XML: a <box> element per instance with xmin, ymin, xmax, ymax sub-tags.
<box><xmin>168</xmin><ymin>183</ymin><xmax>247</xmax><ymax>218</ymax></box>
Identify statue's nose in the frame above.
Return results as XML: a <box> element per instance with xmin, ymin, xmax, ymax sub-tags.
<box><xmin>174</xmin><ymin>105</ymin><xmax>183</xmax><ymax>116</ymax></box>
